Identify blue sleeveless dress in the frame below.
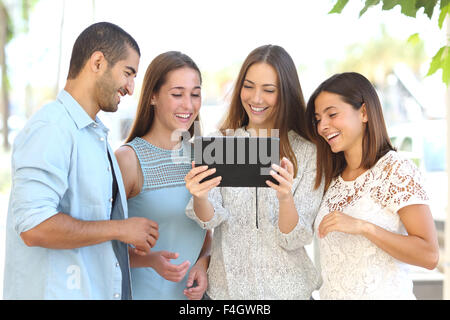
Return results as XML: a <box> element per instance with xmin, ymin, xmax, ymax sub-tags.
<box><xmin>126</xmin><ymin>137</ymin><xmax>206</xmax><ymax>300</ymax></box>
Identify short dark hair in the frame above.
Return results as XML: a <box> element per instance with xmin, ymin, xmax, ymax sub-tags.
<box><xmin>67</xmin><ymin>22</ymin><xmax>140</xmax><ymax>79</ymax></box>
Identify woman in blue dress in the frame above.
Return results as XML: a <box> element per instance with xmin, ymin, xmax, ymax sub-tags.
<box><xmin>115</xmin><ymin>51</ymin><xmax>211</xmax><ymax>300</ymax></box>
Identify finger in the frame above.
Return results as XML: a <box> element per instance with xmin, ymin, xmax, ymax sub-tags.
<box><xmin>269</xmin><ymin>170</ymin><xmax>290</xmax><ymax>188</ymax></box>
<box><xmin>281</xmin><ymin>157</ymin><xmax>294</xmax><ymax>176</ymax></box>
<box><xmin>186</xmin><ymin>269</ymin><xmax>196</xmax><ymax>288</ymax></box>
<box><xmin>132</xmin><ymin>247</ymin><xmax>148</xmax><ymax>256</ymax></box>
<box><xmin>272</xmin><ymin>163</ymin><xmax>293</xmax><ymax>181</ymax></box>
<box><xmin>185</xmin><ymin>165</ymin><xmax>209</xmax><ymax>181</ymax></box>
<box><xmin>146</xmin><ymin>234</ymin><xmax>157</xmax><ymax>248</ymax></box>
<box><xmin>265</xmin><ymin>179</ymin><xmax>282</xmax><ymax>192</ymax></box>
<box><xmin>194</xmin><ymin>176</ymin><xmax>222</xmax><ymax>193</ymax></box>
<box><xmin>147</xmin><ymin>227</ymin><xmax>159</xmax><ymax>241</ymax></box>
<box><xmin>160</xmin><ymin>251</ymin><xmax>179</xmax><ymax>260</ymax></box>
<box><xmin>192</xmin><ymin>168</ymin><xmax>218</xmax><ymax>184</ymax></box>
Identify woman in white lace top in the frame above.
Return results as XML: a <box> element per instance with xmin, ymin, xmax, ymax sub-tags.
<box><xmin>184</xmin><ymin>45</ymin><xmax>324</xmax><ymax>299</ymax></box>
<box><xmin>305</xmin><ymin>72</ymin><xmax>439</xmax><ymax>299</ymax></box>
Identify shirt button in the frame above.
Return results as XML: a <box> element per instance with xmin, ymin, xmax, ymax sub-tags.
<box><xmin>107</xmin><ymin>166</ymin><xmax>111</xmax><ymax>171</ymax></box>
<box><xmin>113</xmin><ymin>293</ymin><xmax>120</xmax><ymax>299</ymax></box>
<box><xmin>110</xmin><ymin>197</ymin><xmax>114</xmax><ymax>203</ymax></box>
<box><xmin>116</xmin><ymin>262</ymin><xmax>120</xmax><ymax>267</ymax></box>
<box><xmin>92</xmin><ymin>123</ymin><xmax>98</xmax><ymax>128</ymax></box>
<box><xmin>100</xmin><ymin>137</ymin><xmax>105</xmax><ymax>142</ymax></box>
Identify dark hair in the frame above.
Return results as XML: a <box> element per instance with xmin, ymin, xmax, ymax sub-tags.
<box><xmin>67</xmin><ymin>22</ymin><xmax>140</xmax><ymax>79</ymax></box>
<box><xmin>125</xmin><ymin>51</ymin><xmax>202</xmax><ymax>143</ymax></box>
<box><xmin>305</xmin><ymin>72</ymin><xmax>395</xmax><ymax>190</ymax></box>
<box><xmin>220</xmin><ymin>44</ymin><xmax>310</xmax><ymax>178</ymax></box>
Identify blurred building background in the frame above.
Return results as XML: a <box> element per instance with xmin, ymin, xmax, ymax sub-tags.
<box><xmin>0</xmin><ymin>0</ymin><xmax>447</xmax><ymax>299</ymax></box>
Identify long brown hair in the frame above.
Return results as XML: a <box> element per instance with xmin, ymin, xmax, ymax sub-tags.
<box><xmin>305</xmin><ymin>72</ymin><xmax>395</xmax><ymax>191</ymax></box>
<box><xmin>220</xmin><ymin>44</ymin><xmax>310</xmax><ymax>178</ymax></box>
<box><xmin>125</xmin><ymin>51</ymin><xmax>202</xmax><ymax>143</ymax></box>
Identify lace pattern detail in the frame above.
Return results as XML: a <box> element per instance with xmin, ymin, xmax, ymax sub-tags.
<box><xmin>315</xmin><ymin>151</ymin><xmax>429</xmax><ymax>299</ymax></box>
<box><xmin>186</xmin><ymin>128</ymin><xmax>325</xmax><ymax>299</ymax></box>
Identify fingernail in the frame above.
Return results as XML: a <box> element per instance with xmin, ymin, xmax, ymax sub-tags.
<box><xmin>270</xmin><ymin>170</ymin><xmax>276</xmax><ymax>175</ymax></box>
<box><xmin>272</xmin><ymin>163</ymin><xmax>279</xmax><ymax>169</ymax></box>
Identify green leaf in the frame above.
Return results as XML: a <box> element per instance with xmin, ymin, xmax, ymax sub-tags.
<box><xmin>416</xmin><ymin>0</ymin><xmax>437</xmax><ymax>19</ymax></box>
<box><xmin>407</xmin><ymin>33</ymin><xmax>420</xmax><ymax>45</ymax></box>
<box><xmin>382</xmin><ymin>0</ymin><xmax>400</xmax><ymax>11</ymax></box>
<box><xmin>329</xmin><ymin>0</ymin><xmax>349</xmax><ymax>14</ymax></box>
<box><xmin>441</xmin><ymin>0</ymin><xmax>450</xmax><ymax>10</ymax></box>
<box><xmin>426</xmin><ymin>46</ymin><xmax>450</xmax><ymax>85</ymax></box>
<box><xmin>399</xmin><ymin>0</ymin><xmax>418</xmax><ymax>17</ymax></box>
<box><xmin>427</xmin><ymin>46</ymin><xmax>445</xmax><ymax>76</ymax></box>
<box><xmin>439</xmin><ymin>3</ymin><xmax>450</xmax><ymax>28</ymax></box>
<box><xmin>360</xmin><ymin>0</ymin><xmax>381</xmax><ymax>17</ymax></box>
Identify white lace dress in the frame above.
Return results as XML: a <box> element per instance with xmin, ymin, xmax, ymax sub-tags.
<box><xmin>314</xmin><ymin>151</ymin><xmax>429</xmax><ymax>300</ymax></box>
<box><xmin>186</xmin><ymin>128</ymin><xmax>324</xmax><ymax>299</ymax></box>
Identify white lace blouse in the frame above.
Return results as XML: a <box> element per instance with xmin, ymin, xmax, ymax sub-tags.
<box><xmin>314</xmin><ymin>151</ymin><xmax>429</xmax><ymax>300</ymax></box>
<box><xmin>186</xmin><ymin>128</ymin><xmax>324</xmax><ymax>299</ymax></box>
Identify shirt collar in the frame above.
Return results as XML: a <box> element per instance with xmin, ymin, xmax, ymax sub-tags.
<box><xmin>57</xmin><ymin>90</ymin><xmax>101</xmax><ymax>130</ymax></box>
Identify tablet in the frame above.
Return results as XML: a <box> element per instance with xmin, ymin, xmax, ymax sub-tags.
<box><xmin>193</xmin><ymin>136</ymin><xmax>280</xmax><ymax>187</ymax></box>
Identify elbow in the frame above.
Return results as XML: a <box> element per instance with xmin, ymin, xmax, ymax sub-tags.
<box><xmin>20</xmin><ymin>229</ymin><xmax>44</xmax><ymax>247</ymax></box>
<box><xmin>423</xmin><ymin>248</ymin><xmax>440</xmax><ymax>270</ymax></box>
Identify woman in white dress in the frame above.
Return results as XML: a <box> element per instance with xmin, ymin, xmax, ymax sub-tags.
<box><xmin>305</xmin><ymin>72</ymin><xmax>439</xmax><ymax>299</ymax></box>
<box><xmin>184</xmin><ymin>45</ymin><xmax>324</xmax><ymax>299</ymax></box>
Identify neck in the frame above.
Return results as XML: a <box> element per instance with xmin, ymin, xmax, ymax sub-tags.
<box><xmin>64</xmin><ymin>77</ymin><xmax>99</xmax><ymax>121</ymax></box>
<box><xmin>145</xmin><ymin>122</ymin><xmax>182</xmax><ymax>150</ymax></box>
<box><xmin>245</xmin><ymin>124</ymin><xmax>275</xmax><ymax>137</ymax></box>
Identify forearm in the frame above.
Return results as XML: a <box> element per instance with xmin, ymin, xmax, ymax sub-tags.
<box><xmin>20</xmin><ymin>212</ymin><xmax>121</xmax><ymax>249</ymax></box>
<box><xmin>361</xmin><ymin>221</ymin><xmax>438</xmax><ymax>270</ymax></box>
<box><xmin>193</xmin><ymin>197</ymin><xmax>215</xmax><ymax>223</ymax></box>
<box><xmin>278</xmin><ymin>196</ymin><xmax>299</xmax><ymax>234</ymax></box>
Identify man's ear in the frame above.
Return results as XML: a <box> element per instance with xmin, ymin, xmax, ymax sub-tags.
<box><xmin>361</xmin><ymin>103</ymin><xmax>368</xmax><ymax>123</ymax></box>
<box><xmin>89</xmin><ymin>51</ymin><xmax>107</xmax><ymax>73</ymax></box>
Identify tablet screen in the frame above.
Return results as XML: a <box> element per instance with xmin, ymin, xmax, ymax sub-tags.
<box><xmin>193</xmin><ymin>136</ymin><xmax>280</xmax><ymax>187</ymax></box>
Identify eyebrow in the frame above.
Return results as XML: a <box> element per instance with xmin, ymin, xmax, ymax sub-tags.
<box><xmin>244</xmin><ymin>79</ymin><xmax>277</xmax><ymax>87</ymax></box>
<box><xmin>170</xmin><ymin>86</ymin><xmax>201</xmax><ymax>90</ymax></box>
<box><xmin>125</xmin><ymin>66</ymin><xmax>137</xmax><ymax>75</ymax></box>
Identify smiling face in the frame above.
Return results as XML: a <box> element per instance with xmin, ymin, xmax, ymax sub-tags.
<box><xmin>240</xmin><ymin>62</ymin><xmax>278</xmax><ymax>131</ymax></box>
<box><xmin>95</xmin><ymin>45</ymin><xmax>140</xmax><ymax>113</ymax></box>
<box><xmin>314</xmin><ymin>91</ymin><xmax>368</xmax><ymax>156</ymax></box>
<box><xmin>151</xmin><ymin>67</ymin><xmax>201</xmax><ymax>134</ymax></box>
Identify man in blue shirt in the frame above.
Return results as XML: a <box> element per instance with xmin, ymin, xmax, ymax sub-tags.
<box><xmin>3</xmin><ymin>22</ymin><xmax>159</xmax><ymax>299</ymax></box>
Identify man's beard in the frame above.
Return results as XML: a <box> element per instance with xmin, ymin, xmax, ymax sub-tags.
<box><xmin>96</xmin><ymin>68</ymin><xmax>120</xmax><ymax>113</ymax></box>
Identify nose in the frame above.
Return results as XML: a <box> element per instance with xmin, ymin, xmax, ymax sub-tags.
<box><xmin>125</xmin><ymin>78</ymin><xmax>135</xmax><ymax>96</ymax></box>
<box><xmin>251</xmin><ymin>88</ymin><xmax>264</xmax><ymax>105</ymax></box>
<box><xmin>317</xmin><ymin>117</ymin><xmax>328</xmax><ymax>136</ymax></box>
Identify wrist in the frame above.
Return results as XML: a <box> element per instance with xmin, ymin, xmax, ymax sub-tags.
<box><xmin>359</xmin><ymin>220</ymin><xmax>374</xmax><ymax>237</ymax></box>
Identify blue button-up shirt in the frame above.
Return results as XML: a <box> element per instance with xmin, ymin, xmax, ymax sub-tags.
<box><xmin>3</xmin><ymin>90</ymin><xmax>130</xmax><ymax>299</ymax></box>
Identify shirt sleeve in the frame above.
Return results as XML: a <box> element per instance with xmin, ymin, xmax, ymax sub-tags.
<box><xmin>185</xmin><ymin>186</ymin><xmax>230</xmax><ymax>229</ymax></box>
<box><xmin>10</xmin><ymin>120</ymin><xmax>71</xmax><ymax>234</ymax></box>
<box><xmin>381</xmin><ymin>156</ymin><xmax>430</xmax><ymax>214</ymax></box>
<box><xmin>275</xmin><ymin>142</ymin><xmax>324</xmax><ymax>251</ymax></box>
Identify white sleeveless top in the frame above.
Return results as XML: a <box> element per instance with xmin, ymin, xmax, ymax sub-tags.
<box><xmin>314</xmin><ymin>151</ymin><xmax>429</xmax><ymax>300</ymax></box>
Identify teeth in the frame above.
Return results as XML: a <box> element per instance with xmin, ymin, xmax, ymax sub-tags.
<box><xmin>250</xmin><ymin>105</ymin><xmax>267</xmax><ymax>112</ymax></box>
<box><xmin>327</xmin><ymin>132</ymin><xmax>340</xmax><ymax>140</ymax></box>
<box><xmin>118</xmin><ymin>88</ymin><xmax>127</xmax><ymax>96</ymax></box>
<box><xmin>175</xmin><ymin>114</ymin><xmax>191</xmax><ymax>119</ymax></box>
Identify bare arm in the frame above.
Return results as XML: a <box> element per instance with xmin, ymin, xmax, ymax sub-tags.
<box><xmin>20</xmin><ymin>213</ymin><xmax>157</xmax><ymax>252</ymax></box>
<box><xmin>318</xmin><ymin>204</ymin><xmax>439</xmax><ymax>270</ymax></box>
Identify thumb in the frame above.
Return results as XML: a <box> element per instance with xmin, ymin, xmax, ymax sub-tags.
<box><xmin>186</xmin><ymin>268</ymin><xmax>197</xmax><ymax>288</ymax></box>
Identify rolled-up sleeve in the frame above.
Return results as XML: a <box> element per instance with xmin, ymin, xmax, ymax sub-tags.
<box><xmin>11</xmin><ymin>121</ymin><xmax>71</xmax><ymax>234</ymax></box>
<box><xmin>275</xmin><ymin>143</ymin><xmax>324</xmax><ymax>251</ymax></box>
